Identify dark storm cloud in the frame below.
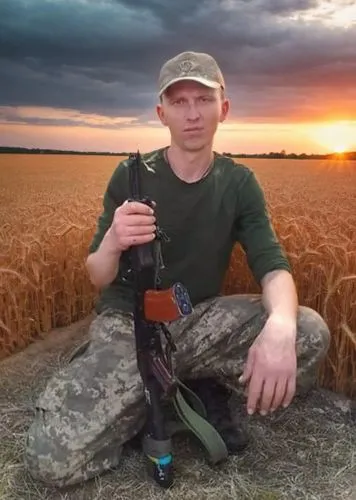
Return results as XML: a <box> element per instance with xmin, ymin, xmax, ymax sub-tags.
<box><xmin>0</xmin><ymin>0</ymin><xmax>355</xmax><ymax>126</ymax></box>
<box><xmin>260</xmin><ymin>0</ymin><xmax>318</xmax><ymax>14</ymax></box>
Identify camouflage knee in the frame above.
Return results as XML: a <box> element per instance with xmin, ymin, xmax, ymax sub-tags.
<box><xmin>296</xmin><ymin>305</ymin><xmax>331</xmax><ymax>392</ymax></box>
<box><xmin>24</xmin><ymin>411</ymin><xmax>124</xmax><ymax>488</ymax></box>
<box><xmin>24</xmin><ymin>409</ymin><xmax>81</xmax><ymax>487</ymax></box>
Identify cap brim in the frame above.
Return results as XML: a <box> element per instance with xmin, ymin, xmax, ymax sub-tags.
<box><xmin>159</xmin><ymin>76</ymin><xmax>221</xmax><ymax>96</ymax></box>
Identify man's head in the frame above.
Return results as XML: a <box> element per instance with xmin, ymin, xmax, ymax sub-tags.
<box><xmin>156</xmin><ymin>51</ymin><xmax>230</xmax><ymax>152</ymax></box>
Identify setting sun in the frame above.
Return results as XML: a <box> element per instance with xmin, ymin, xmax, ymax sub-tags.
<box><xmin>333</xmin><ymin>145</ymin><xmax>346</xmax><ymax>154</ymax></box>
<box><xmin>309</xmin><ymin>121</ymin><xmax>356</xmax><ymax>154</ymax></box>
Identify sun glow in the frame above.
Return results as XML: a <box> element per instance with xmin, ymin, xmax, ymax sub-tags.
<box><xmin>309</xmin><ymin>121</ymin><xmax>356</xmax><ymax>154</ymax></box>
<box><xmin>333</xmin><ymin>145</ymin><xmax>346</xmax><ymax>154</ymax></box>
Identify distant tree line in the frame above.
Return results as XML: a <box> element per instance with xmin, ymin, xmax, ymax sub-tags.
<box><xmin>0</xmin><ymin>147</ymin><xmax>131</xmax><ymax>156</ymax></box>
<box><xmin>1</xmin><ymin>146</ymin><xmax>355</xmax><ymax>160</ymax></box>
<box><xmin>222</xmin><ymin>150</ymin><xmax>356</xmax><ymax>160</ymax></box>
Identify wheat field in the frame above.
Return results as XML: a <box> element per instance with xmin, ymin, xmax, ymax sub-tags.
<box><xmin>0</xmin><ymin>153</ymin><xmax>355</xmax><ymax>398</ymax></box>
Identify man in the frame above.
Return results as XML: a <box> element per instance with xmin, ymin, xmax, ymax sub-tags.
<box><xmin>24</xmin><ymin>51</ymin><xmax>330</xmax><ymax>488</ymax></box>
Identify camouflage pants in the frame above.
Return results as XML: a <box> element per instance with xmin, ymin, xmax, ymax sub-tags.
<box><xmin>24</xmin><ymin>294</ymin><xmax>330</xmax><ymax>488</ymax></box>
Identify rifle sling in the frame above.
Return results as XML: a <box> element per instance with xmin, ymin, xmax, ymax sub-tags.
<box><xmin>68</xmin><ymin>341</ymin><xmax>228</xmax><ymax>463</ymax></box>
<box><xmin>170</xmin><ymin>380</ymin><xmax>229</xmax><ymax>465</ymax></box>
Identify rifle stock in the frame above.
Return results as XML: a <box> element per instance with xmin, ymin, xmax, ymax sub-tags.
<box><xmin>127</xmin><ymin>151</ymin><xmax>193</xmax><ymax>488</ymax></box>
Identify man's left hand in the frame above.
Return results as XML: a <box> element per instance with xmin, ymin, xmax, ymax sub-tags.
<box><xmin>239</xmin><ymin>314</ymin><xmax>297</xmax><ymax>416</ymax></box>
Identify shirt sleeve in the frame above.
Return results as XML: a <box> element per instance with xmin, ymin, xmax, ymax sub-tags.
<box><xmin>88</xmin><ymin>161</ymin><xmax>127</xmax><ymax>254</ymax></box>
<box><xmin>233</xmin><ymin>169</ymin><xmax>291</xmax><ymax>284</ymax></box>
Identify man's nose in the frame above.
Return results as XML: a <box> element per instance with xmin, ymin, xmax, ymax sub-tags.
<box><xmin>186</xmin><ymin>103</ymin><xmax>200</xmax><ymax>120</ymax></box>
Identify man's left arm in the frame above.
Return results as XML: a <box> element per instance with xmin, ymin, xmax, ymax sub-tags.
<box><xmin>242</xmin><ymin>269</ymin><xmax>299</xmax><ymax>416</ymax></box>
<box><xmin>233</xmin><ymin>169</ymin><xmax>299</xmax><ymax>416</ymax></box>
<box><xmin>261</xmin><ymin>268</ymin><xmax>298</xmax><ymax>328</ymax></box>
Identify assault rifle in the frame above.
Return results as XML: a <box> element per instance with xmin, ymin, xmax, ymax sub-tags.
<box><xmin>127</xmin><ymin>151</ymin><xmax>228</xmax><ymax>488</ymax></box>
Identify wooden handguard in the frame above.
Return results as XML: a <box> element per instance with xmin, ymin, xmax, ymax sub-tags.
<box><xmin>144</xmin><ymin>289</ymin><xmax>181</xmax><ymax>322</ymax></box>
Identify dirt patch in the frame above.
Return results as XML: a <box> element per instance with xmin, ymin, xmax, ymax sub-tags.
<box><xmin>0</xmin><ymin>316</ymin><xmax>355</xmax><ymax>500</ymax></box>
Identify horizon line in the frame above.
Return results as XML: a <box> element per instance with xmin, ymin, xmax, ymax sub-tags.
<box><xmin>1</xmin><ymin>145</ymin><xmax>355</xmax><ymax>160</ymax></box>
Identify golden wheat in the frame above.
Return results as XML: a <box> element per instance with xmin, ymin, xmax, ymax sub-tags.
<box><xmin>0</xmin><ymin>154</ymin><xmax>355</xmax><ymax>397</ymax></box>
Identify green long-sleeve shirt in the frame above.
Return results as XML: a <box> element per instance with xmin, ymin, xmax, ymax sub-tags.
<box><xmin>88</xmin><ymin>147</ymin><xmax>291</xmax><ymax>313</ymax></box>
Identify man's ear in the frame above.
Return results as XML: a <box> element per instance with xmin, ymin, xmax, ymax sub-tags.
<box><xmin>156</xmin><ymin>103</ymin><xmax>168</xmax><ymax>126</ymax></box>
<box><xmin>219</xmin><ymin>98</ymin><xmax>230</xmax><ymax>123</ymax></box>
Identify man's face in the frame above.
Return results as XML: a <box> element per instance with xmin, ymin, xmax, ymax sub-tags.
<box><xmin>156</xmin><ymin>80</ymin><xmax>229</xmax><ymax>152</ymax></box>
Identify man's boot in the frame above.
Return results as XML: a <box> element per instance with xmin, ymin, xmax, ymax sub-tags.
<box><xmin>183</xmin><ymin>377</ymin><xmax>249</xmax><ymax>454</ymax></box>
<box><xmin>126</xmin><ymin>377</ymin><xmax>249</xmax><ymax>455</ymax></box>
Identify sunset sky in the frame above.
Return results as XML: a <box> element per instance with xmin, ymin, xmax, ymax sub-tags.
<box><xmin>1</xmin><ymin>0</ymin><xmax>355</xmax><ymax>154</ymax></box>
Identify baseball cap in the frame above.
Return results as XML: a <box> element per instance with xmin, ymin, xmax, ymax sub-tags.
<box><xmin>158</xmin><ymin>51</ymin><xmax>225</xmax><ymax>96</ymax></box>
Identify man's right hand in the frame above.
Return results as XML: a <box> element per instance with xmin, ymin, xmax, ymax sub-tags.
<box><xmin>107</xmin><ymin>200</ymin><xmax>156</xmax><ymax>253</ymax></box>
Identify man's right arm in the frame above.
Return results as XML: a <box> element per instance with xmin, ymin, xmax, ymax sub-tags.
<box><xmin>85</xmin><ymin>160</ymin><xmax>156</xmax><ymax>290</ymax></box>
<box><xmin>85</xmin><ymin>163</ymin><xmax>125</xmax><ymax>290</ymax></box>
<box><xmin>85</xmin><ymin>225</ymin><xmax>122</xmax><ymax>289</ymax></box>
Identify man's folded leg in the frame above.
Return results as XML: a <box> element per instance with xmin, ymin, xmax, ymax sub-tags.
<box><xmin>169</xmin><ymin>293</ymin><xmax>330</xmax><ymax>395</ymax></box>
<box><xmin>167</xmin><ymin>293</ymin><xmax>331</xmax><ymax>448</ymax></box>
<box><xmin>24</xmin><ymin>309</ymin><xmax>147</xmax><ymax>488</ymax></box>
